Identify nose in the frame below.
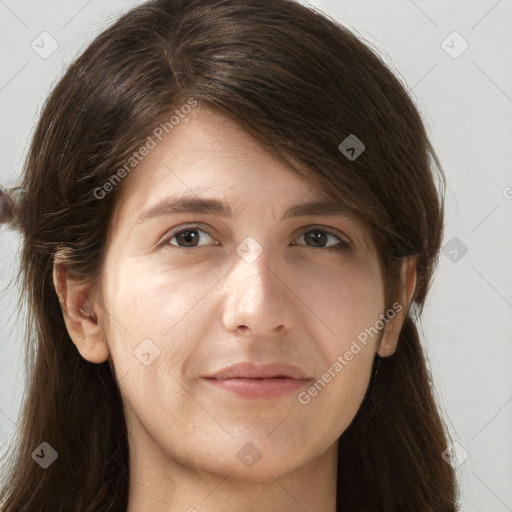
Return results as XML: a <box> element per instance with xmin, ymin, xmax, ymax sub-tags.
<box><xmin>221</xmin><ymin>236</ymin><xmax>295</xmax><ymax>335</ymax></box>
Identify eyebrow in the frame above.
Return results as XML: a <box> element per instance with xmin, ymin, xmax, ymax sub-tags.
<box><xmin>137</xmin><ymin>194</ymin><xmax>355</xmax><ymax>224</ymax></box>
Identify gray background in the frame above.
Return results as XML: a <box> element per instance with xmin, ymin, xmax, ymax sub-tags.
<box><xmin>1</xmin><ymin>0</ymin><xmax>511</xmax><ymax>509</ymax></box>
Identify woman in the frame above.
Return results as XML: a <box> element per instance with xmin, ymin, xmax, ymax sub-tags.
<box><xmin>0</xmin><ymin>0</ymin><xmax>458</xmax><ymax>510</ymax></box>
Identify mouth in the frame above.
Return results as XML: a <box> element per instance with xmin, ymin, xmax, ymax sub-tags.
<box><xmin>202</xmin><ymin>361</ymin><xmax>311</xmax><ymax>399</ymax></box>
<box><xmin>204</xmin><ymin>361</ymin><xmax>310</xmax><ymax>380</ymax></box>
<box><xmin>203</xmin><ymin>376</ymin><xmax>310</xmax><ymax>399</ymax></box>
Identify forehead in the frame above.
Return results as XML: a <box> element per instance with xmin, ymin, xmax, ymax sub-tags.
<box><xmin>114</xmin><ymin>107</ymin><xmax>313</xmax><ymax>212</ymax></box>
<box><xmin>109</xmin><ymin>107</ymin><xmax>377</xmax><ymax>254</ymax></box>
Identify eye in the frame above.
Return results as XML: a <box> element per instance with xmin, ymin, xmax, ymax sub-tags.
<box><xmin>163</xmin><ymin>225</ymin><xmax>216</xmax><ymax>250</ymax></box>
<box><xmin>292</xmin><ymin>227</ymin><xmax>351</xmax><ymax>252</ymax></box>
<box><xmin>162</xmin><ymin>225</ymin><xmax>351</xmax><ymax>252</ymax></box>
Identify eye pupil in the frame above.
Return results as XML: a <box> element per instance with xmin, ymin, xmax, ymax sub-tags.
<box><xmin>178</xmin><ymin>230</ymin><xmax>199</xmax><ymax>247</ymax></box>
<box><xmin>305</xmin><ymin>230</ymin><xmax>327</xmax><ymax>247</ymax></box>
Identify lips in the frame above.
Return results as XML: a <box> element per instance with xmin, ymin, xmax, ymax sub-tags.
<box><xmin>204</xmin><ymin>377</ymin><xmax>307</xmax><ymax>399</ymax></box>
<box><xmin>204</xmin><ymin>361</ymin><xmax>310</xmax><ymax>380</ymax></box>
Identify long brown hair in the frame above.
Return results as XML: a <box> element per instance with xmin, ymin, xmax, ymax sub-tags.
<box><xmin>0</xmin><ymin>0</ymin><xmax>458</xmax><ymax>510</ymax></box>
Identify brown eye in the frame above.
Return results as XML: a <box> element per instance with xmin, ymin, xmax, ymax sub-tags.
<box><xmin>292</xmin><ymin>228</ymin><xmax>351</xmax><ymax>251</ymax></box>
<box><xmin>161</xmin><ymin>224</ymin><xmax>351</xmax><ymax>253</ymax></box>
<box><xmin>164</xmin><ymin>225</ymin><xmax>216</xmax><ymax>251</ymax></box>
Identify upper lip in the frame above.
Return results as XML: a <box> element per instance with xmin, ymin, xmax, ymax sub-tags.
<box><xmin>204</xmin><ymin>362</ymin><xmax>310</xmax><ymax>380</ymax></box>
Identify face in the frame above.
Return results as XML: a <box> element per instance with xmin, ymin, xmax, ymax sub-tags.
<box><xmin>93</xmin><ymin>106</ymin><xmax>393</xmax><ymax>482</ymax></box>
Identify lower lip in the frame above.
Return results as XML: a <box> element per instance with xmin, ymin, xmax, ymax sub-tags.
<box><xmin>203</xmin><ymin>377</ymin><xmax>308</xmax><ymax>399</ymax></box>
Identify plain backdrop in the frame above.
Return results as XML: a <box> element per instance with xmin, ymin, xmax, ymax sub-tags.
<box><xmin>1</xmin><ymin>1</ymin><xmax>511</xmax><ymax>510</ymax></box>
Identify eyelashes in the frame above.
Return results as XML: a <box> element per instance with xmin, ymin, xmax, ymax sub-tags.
<box><xmin>161</xmin><ymin>224</ymin><xmax>352</xmax><ymax>253</ymax></box>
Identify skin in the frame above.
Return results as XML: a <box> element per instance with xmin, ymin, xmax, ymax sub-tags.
<box><xmin>53</xmin><ymin>106</ymin><xmax>417</xmax><ymax>512</ymax></box>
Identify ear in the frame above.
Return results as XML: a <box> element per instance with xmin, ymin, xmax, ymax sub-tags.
<box><xmin>377</xmin><ymin>255</ymin><xmax>418</xmax><ymax>358</ymax></box>
<box><xmin>53</xmin><ymin>258</ymin><xmax>110</xmax><ymax>364</ymax></box>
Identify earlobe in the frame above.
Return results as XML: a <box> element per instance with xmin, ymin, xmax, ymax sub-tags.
<box><xmin>377</xmin><ymin>256</ymin><xmax>418</xmax><ymax>358</ymax></box>
<box><xmin>52</xmin><ymin>259</ymin><xmax>109</xmax><ymax>364</ymax></box>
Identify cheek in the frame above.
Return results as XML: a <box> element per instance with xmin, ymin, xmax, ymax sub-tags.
<box><xmin>106</xmin><ymin>251</ymin><xmax>218</xmax><ymax>322</ymax></box>
<box><xmin>99</xmin><ymin>260</ymin><xmax>204</xmax><ymax>379</ymax></box>
<box><xmin>100</xmin><ymin>265</ymin><xmax>203</xmax><ymax>430</ymax></box>
<box><xmin>293</xmin><ymin>260</ymin><xmax>383</xmax><ymax>428</ymax></box>
<box><xmin>298</xmin><ymin>325</ymin><xmax>377</xmax><ymax>440</ymax></box>
<box><xmin>293</xmin><ymin>258</ymin><xmax>385</xmax><ymax>347</ymax></box>
<box><xmin>311</xmin><ymin>351</ymin><xmax>375</xmax><ymax>440</ymax></box>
